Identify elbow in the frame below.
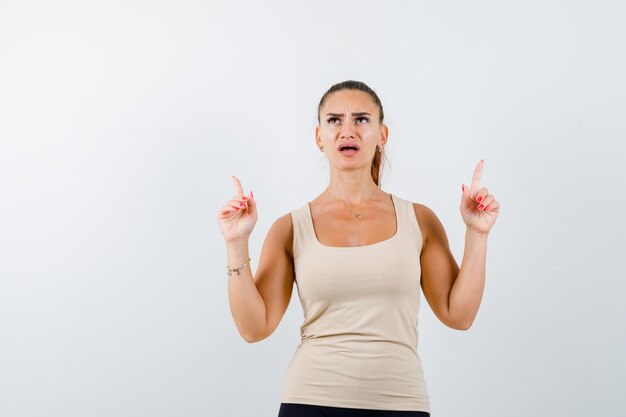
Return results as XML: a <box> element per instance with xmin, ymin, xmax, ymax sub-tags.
<box><xmin>242</xmin><ymin>329</ymin><xmax>269</xmax><ymax>344</ymax></box>
<box><xmin>446</xmin><ymin>316</ymin><xmax>474</xmax><ymax>331</ymax></box>
<box><xmin>240</xmin><ymin>331</ymin><xmax>258</xmax><ymax>343</ymax></box>
<box><xmin>448</xmin><ymin>322</ymin><xmax>472</xmax><ymax>331</ymax></box>
<box><xmin>235</xmin><ymin>320</ymin><xmax>269</xmax><ymax>343</ymax></box>
<box><xmin>443</xmin><ymin>307</ymin><xmax>475</xmax><ymax>331</ymax></box>
<box><xmin>455</xmin><ymin>321</ymin><xmax>473</xmax><ymax>331</ymax></box>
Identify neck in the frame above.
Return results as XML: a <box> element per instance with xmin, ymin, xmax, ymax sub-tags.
<box><xmin>325</xmin><ymin>169</ymin><xmax>380</xmax><ymax>205</ymax></box>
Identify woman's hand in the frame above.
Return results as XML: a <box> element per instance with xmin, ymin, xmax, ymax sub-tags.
<box><xmin>460</xmin><ymin>160</ymin><xmax>500</xmax><ymax>236</ymax></box>
<box><xmin>217</xmin><ymin>175</ymin><xmax>257</xmax><ymax>242</ymax></box>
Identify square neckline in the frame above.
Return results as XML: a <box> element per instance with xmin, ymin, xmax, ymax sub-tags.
<box><xmin>306</xmin><ymin>193</ymin><xmax>399</xmax><ymax>249</ymax></box>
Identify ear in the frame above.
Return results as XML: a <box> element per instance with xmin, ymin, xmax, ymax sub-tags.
<box><xmin>315</xmin><ymin>125</ymin><xmax>322</xmax><ymax>147</ymax></box>
<box><xmin>379</xmin><ymin>124</ymin><xmax>389</xmax><ymax>146</ymax></box>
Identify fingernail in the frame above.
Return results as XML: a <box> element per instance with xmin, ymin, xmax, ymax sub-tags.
<box><xmin>242</xmin><ymin>196</ymin><xmax>248</xmax><ymax>200</ymax></box>
<box><xmin>462</xmin><ymin>184</ymin><xmax>465</xmax><ymax>192</ymax></box>
<box><xmin>484</xmin><ymin>205</ymin><xmax>490</xmax><ymax>210</ymax></box>
<box><xmin>477</xmin><ymin>204</ymin><xmax>484</xmax><ymax>211</ymax></box>
<box><xmin>231</xmin><ymin>205</ymin><xmax>240</xmax><ymax>210</ymax></box>
<box><xmin>476</xmin><ymin>195</ymin><xmax>483</xmax><ymax>202</ymax></box>
<box><xmin>239</xmin><ymin>203</ymin><xmax>245</xmax><ymax>207</ymax></box>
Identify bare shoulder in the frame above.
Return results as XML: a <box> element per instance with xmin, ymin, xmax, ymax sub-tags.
<box><xmin>266</xmin><ymin>211</ymin><xmax>294</xmax><ymax>258</ymax></box>
<box><xmin>411</xmin><ymin>202</ymin><xmax>436</xmax><ymax>245</ymax></box>
<box><xmin>256</xmin><ymin>210</ymin><xmax>295</xmax><ymax>286</ymax></box>
<box><xmin>411</xmin><ymin>202</ymin><xmax>449</xmax><ymax>247</ymax></box>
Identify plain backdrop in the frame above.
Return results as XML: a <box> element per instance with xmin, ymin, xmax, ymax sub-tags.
<box><xmin>1</xmin><ymin>1</ymin><xmax>625</xmax><ymax>416</ymax></box>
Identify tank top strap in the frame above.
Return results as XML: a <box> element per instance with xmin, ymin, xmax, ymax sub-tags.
<box><xmin>290</xmin><ymin>203</ymin><xmax>314</xmax><ymax>257</ymax></box>
<box><xmin>392</xmin><ymin>193</ymin><xmax>423</xmax><ymax>248</ymax></box>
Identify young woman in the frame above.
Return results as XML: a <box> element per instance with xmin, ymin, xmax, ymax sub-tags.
<box><xmin>217</xmin><ymin>80</ymin><xmax>500</xmax><ymax>416</ymax></box>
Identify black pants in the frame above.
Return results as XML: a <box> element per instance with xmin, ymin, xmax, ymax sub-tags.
<box><xmin>278</xmin><ymin>403</ymin><xmax>430</xmax><ymax>417</ymax></box>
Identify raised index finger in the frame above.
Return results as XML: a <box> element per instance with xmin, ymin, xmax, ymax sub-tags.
<box><xmin>231</xmin><ymin>175</ymin><xmax>244</xmax><ymax>196</ymax></box>
<box><xmin>470</xmin><ymin>159</ymin><xmax>484</xmax><ymax>193</ymax></box>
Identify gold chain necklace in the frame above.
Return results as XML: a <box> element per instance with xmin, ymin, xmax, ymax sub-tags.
<box><xmin>325</xmin><ymin>187</ymin><xmax>379</xmax><ymax>220</ymax></box>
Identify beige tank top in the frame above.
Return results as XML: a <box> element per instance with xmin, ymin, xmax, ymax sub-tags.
<box><xmin>280</xmin><ymin>193</ymin><xmax>430</xmax><ymax>412</ymax></box>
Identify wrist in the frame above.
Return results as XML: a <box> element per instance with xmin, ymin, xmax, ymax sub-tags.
<box><xmin>226</xmin><ymin>237</ymin><xmax>249</xmax><ymax>247</ymax></box>
<box><xmin>226</xmin><ymin>238</ymin><xmax>250</xmax><ymax>259</ymax></box>
<box><xmin>466</xmin><ymin>228</ymin><xmax>489</xmax><ymax>241</ymax></box>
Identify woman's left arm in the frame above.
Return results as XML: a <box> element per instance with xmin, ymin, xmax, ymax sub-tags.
<box><xmin>419</xmin><ymin>159</ymin><xmax>500</xmax><ymax>330</ymax></box>
<box><xmin>452</xmin><ymin>159</ymin><xmax>500</xmax><ymax>328</ymax></box>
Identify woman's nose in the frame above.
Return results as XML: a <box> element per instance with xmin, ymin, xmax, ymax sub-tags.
<box><xmin>339</xmin><ymin>121</ymin><xmax>355</xmax><ymax>138</ymax></box>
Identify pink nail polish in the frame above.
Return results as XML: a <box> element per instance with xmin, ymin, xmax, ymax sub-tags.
<box><xmin>239</xmin><ymin>203</ymin><xmax>245</xmax><ymax>207</ymax></box>
<box><xmin>484</xmin><ymin>205</ymin><xmax>490</xmax><ymax>210</ymax></box>
<box><xmin>242</xmin><ymin>196</ymin><xmax>248</xmax><ymax>200</ymax></box>
<box><xmin>231</xmin><ymin>205</ymin><xmax>240</xmax><ymax>210</ymax></box>
<box><xmin>477</xmin><ymin>204</ymin><xmax>484</xmax><ymax>210</ymax></box>
<box><xmin>476</xmin><ymin>195</ymin><xmax>483</xmax><ymax>202</ymax></box>
<box><xmin>462</xmin><ymin>184</ymin><xmax>465</xmax><ymax>192</ymax></box>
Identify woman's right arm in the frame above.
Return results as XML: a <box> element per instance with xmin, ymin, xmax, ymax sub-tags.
<box><xmin>218</xmin><ymin>176</ymin><xmax>295</xmax><ymax>343</ymax></box>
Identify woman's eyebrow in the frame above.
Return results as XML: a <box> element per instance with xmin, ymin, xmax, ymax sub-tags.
<box><xmin>325</xmin><ymin>112</ymin><xmax>371</xmax><ymax>117</ymax></box>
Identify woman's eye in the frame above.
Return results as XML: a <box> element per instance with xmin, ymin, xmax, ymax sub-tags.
<box><xmin>326</xmin><ymin>117</ymin><xmax>368</xmax><ymax>124</ymax></box>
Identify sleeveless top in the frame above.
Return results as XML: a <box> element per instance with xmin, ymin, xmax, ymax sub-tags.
<box><xmin>280</xmin><ymin>193</ymin><xmax>430</xmax><ymax>412</ymax></box>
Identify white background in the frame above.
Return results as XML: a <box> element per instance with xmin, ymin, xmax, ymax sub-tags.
<box><xmin>1</xmin><ymin>1</ymin><xmax>625</xmax><ymax>416</ymax></box>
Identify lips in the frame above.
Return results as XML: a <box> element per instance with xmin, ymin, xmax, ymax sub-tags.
<box><xmin>338</xmin><ymin>143</ymin><xmax>360</xmax><ymax>151</ymax></box>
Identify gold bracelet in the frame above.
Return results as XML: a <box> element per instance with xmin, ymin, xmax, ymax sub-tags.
<box><xmin>227</xmin><ymin>257</ymin><xmax>251</xmax><ymax>276</ymax></box>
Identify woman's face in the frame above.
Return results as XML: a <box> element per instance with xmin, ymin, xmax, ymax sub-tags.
<box><xmin>316</xmin><ymin>89</ymin><xmax>388</xmax><ymax>169</ymax></box>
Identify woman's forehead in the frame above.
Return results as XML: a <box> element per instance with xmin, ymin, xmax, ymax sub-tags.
<box><xmin>323</xmin><ymin>90</ymin><xmax>377</xmax><ymax>111</ymax></box>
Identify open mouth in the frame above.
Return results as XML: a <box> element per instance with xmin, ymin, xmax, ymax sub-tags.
<box><xmin>338</xmin><ymin>145</ymin><xmax>360</xmax><ymax>155</ymax></box>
